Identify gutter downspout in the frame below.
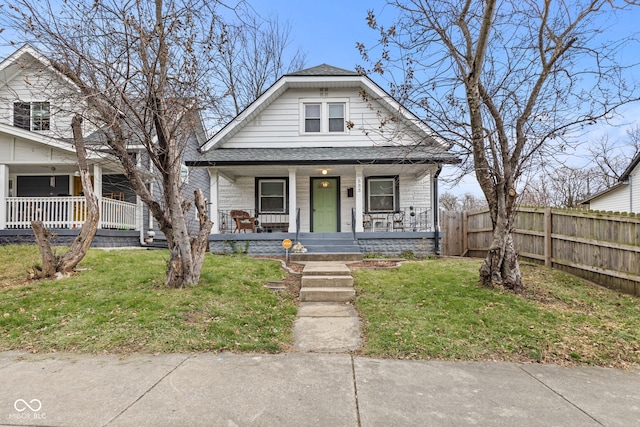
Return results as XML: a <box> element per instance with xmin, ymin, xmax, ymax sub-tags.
<box><xmin>433</xmin><ymin>163</ymin><xmax>442</xmax><ymax>255</ymax></box>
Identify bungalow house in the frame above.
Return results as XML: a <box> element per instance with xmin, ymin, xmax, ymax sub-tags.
<box><xmin>187</xmin><ymin>64</ymin><xmax>459</xmax><ymax>256</ymax></box>
<box><xmin>579</xmin><ymin>153</ymin><xmax>640</xmax><ymax>214</ymax></box>
<box><xmin>0</xmin><ymin>45</ymin><xmax>209</xmax><ymax>246</ymax></box>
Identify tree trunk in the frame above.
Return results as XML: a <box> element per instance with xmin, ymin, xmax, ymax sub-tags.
<box><xmin>163</xmin><ymin>188</ymin><xmax>213</xmax><ymax>288</ymax></box>
<box><xmin>479</xmin><ymin>206</ymin><xmax>523</xmax><ymax>292</ymax></box>
<box><xmin>30</xmin><ymin>115</ymin><xmax>99</xmax><ymax>279</ymax></box>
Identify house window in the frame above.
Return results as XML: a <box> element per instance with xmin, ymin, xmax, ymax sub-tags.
<box><xmin>304</xmin><ymin>104</ymin><xmax>321</xmax><ymax>132</ymax></box>
<box><xmin>13</xmin><ymin>102</ymin><xmax>31</xmax><ymax>130</ymax></box>
<box><xmin>32</xmin><ymin>102</ymin><xmax>50</xmax><ymax>131</ymax></box>
<box><xmin>328</xmin><ymin>103</ymin><xmax>345</xmax><ymax>132</ymax></box>
<box><xmin>366</xmin><ymin>176</ymin><xmax>399</xmax><ymax>212</ymax></box>
<box><xmin>13</xmin><ymin>101</ymin><xmax>50</xmax><ymax>131</ymax></box>
<box><xmin>256</xmin><ymin>178</ymin><xmax>288</xmax><ymax>213</ymax></box>
<box><xmin>301</xmin><ymin>100</ymin><xmax>348</xmax><ymax>133</ymax></box>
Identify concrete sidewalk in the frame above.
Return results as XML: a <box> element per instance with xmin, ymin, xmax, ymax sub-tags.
<box><xmin>1</xmin><ymin>352</ymin><xmax>639</xmax><ymax>426</ymax></box>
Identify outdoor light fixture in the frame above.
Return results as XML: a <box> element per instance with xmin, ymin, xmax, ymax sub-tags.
<box><xmin>321</xmin><ymin>169</ymin><xmax>328</xmax><ymax>175</ymax></box>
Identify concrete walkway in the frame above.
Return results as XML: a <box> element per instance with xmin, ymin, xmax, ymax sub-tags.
<box><xmin>293</xmin><ymin>261</ymin><xmax>362</xmax><ymax>353</ymax></box>
<box><xmin>293</xmin><ymin>302</ymin><xmax>361</xmax><ymax>352</ymax></box>
<box><xmin>1</xmin><ymin>352</ymin><xmax>639</xmax><ymax>426</ymax></box>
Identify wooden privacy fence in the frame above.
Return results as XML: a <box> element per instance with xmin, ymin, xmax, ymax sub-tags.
<box><xmin>441</xmin><ymin>208</ymin><xmax>640</xmax><ymax>296</ymax></box>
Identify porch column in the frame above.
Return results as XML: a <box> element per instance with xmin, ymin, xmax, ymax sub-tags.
<box><xmin>288</xmin><ymin>167</ymin><xmax>297</xmax><ymax>233</ymax></box>
<box><xmin>0</xmin><ymin>164</ymin><xmax>7</xmax><ymax>230</ymax></box>
<box><xmin>93</xmin><ymin>164</ymin><xmax>103</xmax><ymax>229</ymax></box>
<box><xmin>208</xmin><ymin>168</ymin><xmax>219</xmax><ymax>234</ymax></box>
<box><xmin>355</xmin><ymin>166</ymin><xmax>364</xmax><ymax>232</ymax></box>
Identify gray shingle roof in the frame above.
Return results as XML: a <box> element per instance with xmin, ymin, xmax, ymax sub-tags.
<box><xmin>287</xmin><ymin>64</ymin><xmax>359</xmax><ymax>77</ymax></box>
<box><xmin>187</xmin><ymin>146</ymin><xmax>459</xmax><ymax>167</ymax></box>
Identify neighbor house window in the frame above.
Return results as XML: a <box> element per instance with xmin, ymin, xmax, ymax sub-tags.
<box><xmin>256</xmin><ymin>178</ymin><xmax>288</xmax><ymax>213</ymax></box>
<box><xmin>32</xmin><ymin>102</ymin><xmax>50</xmax><ymax>131</ymax></box>
<box><xmin>13</xmin><ymin>102</ymin><xmax>31</xmax><ymax>130</ymax></box>
<box><xmin>13</xmin><ymin>101</ymin><xmax>50</xmax><ymax>131</ymax></box>
<box><xmin>301</xmin><ymin>100</ymin><xmax>348</xmax><ymax>134</ymax></box>
<box><xmin>366</xmin><ymin>176</ymin><xmax>399</xmax><ymax>212</ymax></box>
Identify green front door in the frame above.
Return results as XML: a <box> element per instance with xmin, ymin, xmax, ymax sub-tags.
<box><xmin>312</xmin><ymin>178</ymin><xmax>339</xmax><ymax>232</ymax></box>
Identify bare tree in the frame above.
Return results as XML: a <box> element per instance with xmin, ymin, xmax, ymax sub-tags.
<box><xmin>589</xmin><ymin>128</ymin><xmax>640</xmax><ymax>189</ymax></box>
<box><xmin>521</xmin><ymin>127</ymin><xmax>640</xmax><ymax>207</ymax></box>
<box><xmin>2</xmin><ymin>0</ymin><xmax>222</xmax><ymax>287</ymax></box>
<box><xmin>213</xmin><ymin>12</ymin><xmax>307</xmax><ymax>122</ymax></box>
<box><xmin>439</xmin><ymin>192</ymin><xmax>460</xmax><ymax>211</ymax></box>
<box><xmin>31</xmin><ymin>115</ymin><xmax>99</xmax><ymax>279</ymax></box>
<box><xmin>360</xmin><ymin>0</ymin><xmax>640</xmax><ymax>291</ymax></box>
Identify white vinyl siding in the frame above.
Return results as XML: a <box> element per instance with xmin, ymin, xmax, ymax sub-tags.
<box><xmin>222</xmin><ymin>88</ymin><xmax>424</xmax><ymax>148</ymax></box>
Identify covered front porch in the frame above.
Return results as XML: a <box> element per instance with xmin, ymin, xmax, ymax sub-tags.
<box><xmin>0</xmin><ymin>163</ymin><xmax>142</xmax><ymax>232</ymax></box>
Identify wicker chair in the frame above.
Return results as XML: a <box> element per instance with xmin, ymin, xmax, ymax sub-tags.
<box><xmin>230</xmin><ymin>210</ymin><xmax>256</xmax><ymax>233</ymax></box>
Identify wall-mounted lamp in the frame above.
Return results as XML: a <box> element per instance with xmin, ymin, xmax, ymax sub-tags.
<box><xmin>321</xmin><ymin>169</ymin><xmax>328</xmax><ymax>175</ymax></box>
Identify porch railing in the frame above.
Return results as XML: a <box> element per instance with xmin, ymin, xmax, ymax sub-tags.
<box><xmin>5</xmin><ymin>196</ymin><xmax>138</xmax><ymax>230</ymax></box>
<box><xmin>101</xmin><ymin>198</ymin><xmax>138</xmax><ymax>230</ymax></box>
<box><xmin>218</xmin><ymin>209</ymin><xmax>290</xmax><ymax>233</ymax></box>
<box><xmin>362</xmin><ymin>207</ymin><xmax>432</xmax><ymax>232</ymax></box>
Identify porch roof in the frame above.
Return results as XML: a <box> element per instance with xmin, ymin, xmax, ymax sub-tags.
<box><xmin>186</xmin><ymin>146</ymin><xmax>459</xmax><ymax>167</ymax></box>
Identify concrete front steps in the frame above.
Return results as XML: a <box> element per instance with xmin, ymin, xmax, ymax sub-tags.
<box><xmin>299</xmin><ymin>262</ymin><xmax>356</xmax><ymax>303</ymax></box>
<box><xmin>290</xmin><ymin>233</ymin><xmax>363</xmax><ymax>263</ymax></box>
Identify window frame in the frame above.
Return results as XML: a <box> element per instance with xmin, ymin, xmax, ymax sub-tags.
<box><xmin>365</xmin><ymin>176</ymin><xmax>400</xmax><ymax>213</ymax></box>
<box><xmin>300</xmin><ymin>98</ymin><xmax>349</xmax><ymax>134</ymax></box>
<box><xmin>328</xmin><ymin>103</ymin><xmax>345</xmax><ymax>132</ymax></box>
<box><xmin>13</xmin><ymin>102</ymin><xmax>31</xmax><ymax>130</ymax></box>
<box><xmin>255</xmin><ymin>177</ymin><xmax>289</xmax><ymax>214</ymax></box>
<box><xmin>31</xmin><ymin>102</ymin><xmax>51</xmax><ymax>131</ymax></box>
<box><xmin>304</xmin><ymin>103</ymin><xmax>321</xmax><ymax>133</ymax></box>
<box><xmin>13</xmin><ymin>101</ymin><xmax>50</xmax><ymax>131</ymax></box>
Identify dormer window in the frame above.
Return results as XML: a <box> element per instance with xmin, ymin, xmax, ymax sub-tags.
<box><xmin>328</xmin><ymin>103</ymin><xmax>345</xmax><ymax>132</ymax></box>
<box><xmin>304</xmin><ymin>104</ymin><xmax>321</xmax><ymax>132</ymax></box>
<box><xmin>13</xmin><ymin>101</ymin><xmax>50</xmax><ymax>131</ymax></box>
<box><xmin>301</xmin><ymin>99</ymin><xmax>348</xmax><ymax>134</ymax></box>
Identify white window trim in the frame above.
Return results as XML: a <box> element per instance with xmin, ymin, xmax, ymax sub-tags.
<box><xmin>366</xmin><ymin>177</ymin><xmax>398</xmax><ymax>213</ymax></box>
<box><xmin>258</xmin><ymin>178</ymin><xmax>287</xmax><ymax>213</ymax></box>
<box><xmin>299</xmin><ymin>98</ymin><xmax>349</xmax><ymax>135</ymax></box>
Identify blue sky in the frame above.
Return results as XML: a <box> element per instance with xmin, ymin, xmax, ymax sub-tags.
<box><xmin>249</xmin><ymin>0</ymin><xmax>388</xmax><ymax>71</ymax></box>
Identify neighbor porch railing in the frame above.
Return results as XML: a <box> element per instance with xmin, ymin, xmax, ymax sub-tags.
<box><xmin>218</xmin><ymin>209</ymin><xmax>290</xmax><ymax>233</ymax></box>
<box><xmin>5</xmin><ymin>196</ymin><xmax>138</xmax><ymax>230</ymax></box>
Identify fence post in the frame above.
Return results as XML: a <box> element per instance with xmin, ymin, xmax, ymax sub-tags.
<box><xmin>544</xmin><ymin>207</ymin><xmax>552</xmax><ymax>267</ymax></box>
<box><xmin>462</xmin><ymin>211</ymin><xmax>469</xmax><ymax>257</ymax></box>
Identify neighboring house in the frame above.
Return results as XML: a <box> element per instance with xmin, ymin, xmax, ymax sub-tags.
<box><xmin>0</xmin><ymin>45</ymin><xmax>209</xmax><ymax>245</ymax></box>
<box><xmin>187</xmin><ymin>64</ymin><xmax>459</xmax><ymax>255</ymax></box>
<box><xmin>580</xmin><ymin>153</ymin><xmax>640</xmax><ymax>214</ymax></box>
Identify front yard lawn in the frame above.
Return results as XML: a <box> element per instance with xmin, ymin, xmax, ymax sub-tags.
<box><xmin>354</xmin><ymin>258</ymin><xmax>640</xmax><ymax>368</ymax></box>
<box><xmin>0</xmin><ymin>246</ymin><xmax>297</xmax><ymax>354</ymax></box>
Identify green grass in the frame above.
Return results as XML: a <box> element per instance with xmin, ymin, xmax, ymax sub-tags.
<box><xmin>354</xmin><ymin>259</ymin><xmax>640</xmax><ymax>368</ymax></box>
<box><xmin>0</xmin><ymin>246</ymin><xmax>296</xmax><ymax>354</ymax></box>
